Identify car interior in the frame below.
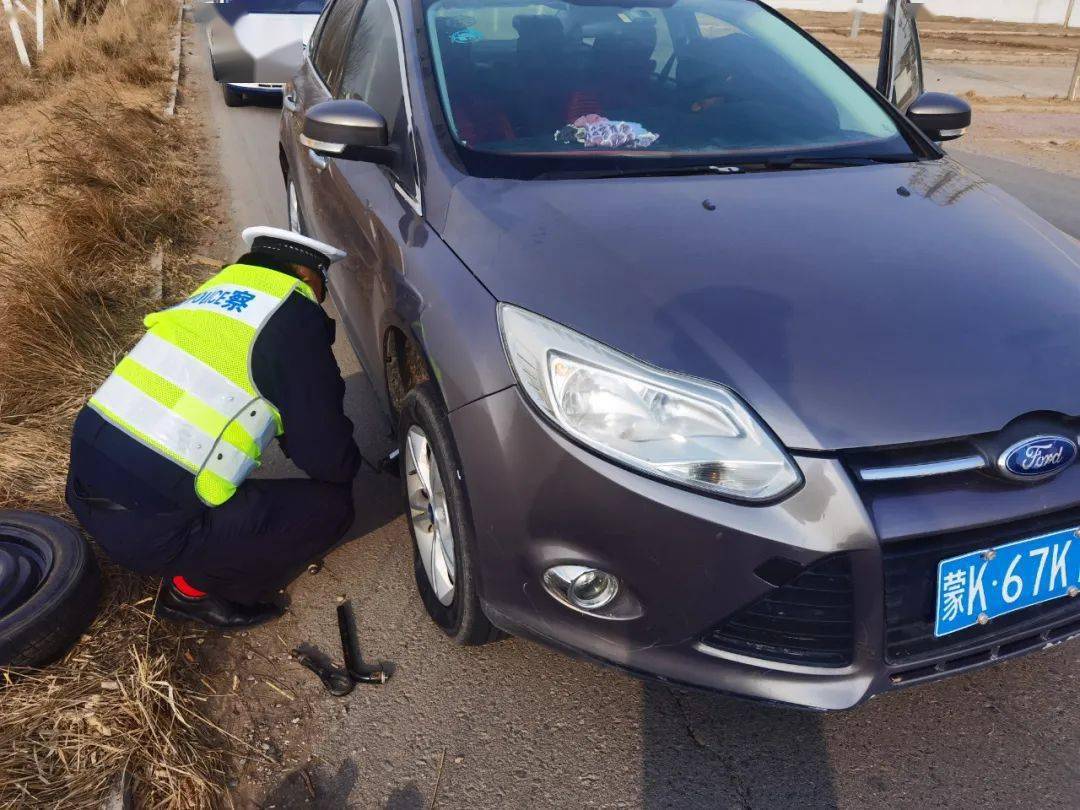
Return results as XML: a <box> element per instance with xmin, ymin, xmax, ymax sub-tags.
<box><xmin>429</xmin><ymin>3</ymin><xmax>884</xmax><ymax>154</ymax></box>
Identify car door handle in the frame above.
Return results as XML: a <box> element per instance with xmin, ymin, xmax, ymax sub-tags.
<box><xmin>307</xmin><ymin>148</ymin><xmax>328</xmax><ymax>172</ymax></box>
<box><xmin>283</xmin><ymin>91</ymin><xmax>298</xmax><ymax>112</ymax></box>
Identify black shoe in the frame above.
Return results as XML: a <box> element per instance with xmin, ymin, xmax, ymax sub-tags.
<box><xmin>156</xmin><ymin>584</ymin><xmax>284</xmax><ymax>629</ymax></box>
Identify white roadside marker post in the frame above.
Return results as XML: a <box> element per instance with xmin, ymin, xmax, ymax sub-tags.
<box><xmin>850</xmin><ymin>0</ymin><xmax>864</xmax><ymax>39</ymax></box>
<box><xmin>2</xmin><ymin>0</ymin><xmax>31</xmax><ymax>68</ymax></box>
<box><xmin>34</xmin><ymin>0</ymin><xmax>42</xmax><ymax>51</ymax></box>
<box><xmin>1070</xmin><ymin>48</ymin><xmax>1080</xmax><ymax>101</ymax></box>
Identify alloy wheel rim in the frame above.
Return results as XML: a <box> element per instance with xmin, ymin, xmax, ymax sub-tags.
<box><xmin>287</xmin><ymin>182</ymin><xmax>301</xmax><ymax>233</ymax></box>
<box><xmin>405</xmin><ymin>426</ymin><xmax>456</xmax><ymax>606</ymax></box>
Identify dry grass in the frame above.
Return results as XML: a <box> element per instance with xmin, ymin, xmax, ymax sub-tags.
<box><xmin>0</xmin><ymin>0</ymin><xmax>173</xmax><ymax>106</ymax></box>
<box><xmin>0</xmin><ymin>574</ymin><xmax>232</xmax><ymax>807</ymax></box>
<box><xmin>0</xmin><ymin>100</ymin><xmax>208</xmax><ymax>511</ymax></box>
<box><xmin>38</xmin><ymin>0</ymin><xmax>175</xmax><ymax>86</ymax></box>
<box><xmin>0</xmin><ymin>0</ymin><xmax>232</xmax><ymax>805</ymax></box>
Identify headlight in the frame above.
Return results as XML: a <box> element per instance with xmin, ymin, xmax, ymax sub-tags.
<box><xmin>498</xmin><ymin>304</ymin><xmax>802</xmax><ymax>502</ymax></box>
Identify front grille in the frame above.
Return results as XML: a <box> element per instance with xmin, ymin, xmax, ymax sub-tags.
<box><xmin>884</xmin><ymin>506</ymin><xmax>1080</xmax><ymax>664</ymax></box>
<box><xmin>700</xmin><ymin>556</ymin><xmax>854</xmax><ymax>668</ymax></box>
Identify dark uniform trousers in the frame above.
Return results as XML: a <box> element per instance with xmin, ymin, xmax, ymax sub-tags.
<box><xmin>67</xmin><ymin>475</ymin><xmax>354</xmax><ymax>604</ymax></box>
<box><xmin>66</xmin><ymin>253</ymin><xmax>362</xmax><ymax>604</ymax></box>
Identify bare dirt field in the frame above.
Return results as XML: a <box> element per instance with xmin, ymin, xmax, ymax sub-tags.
<box><xmin>960</xmin><ymin>95</ymin><xmax>1080</xmax><ymax>177</ymax></box>
<box><xmin>789</xmin><ymin>10</ymin><xmax>1080</xmax><ymax>65</ymax></box>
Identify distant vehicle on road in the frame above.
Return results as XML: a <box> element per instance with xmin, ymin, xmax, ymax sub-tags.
<box><xmin>280</xmin><ymin>0</ymin><xmax>1080</xmax><ymax>709</ymax></box>
<box><xmin>203</xmin><ymin>0</ymin><xmax>326</xmax><ymax>106</ymax></box>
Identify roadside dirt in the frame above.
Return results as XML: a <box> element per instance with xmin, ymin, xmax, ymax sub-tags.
<box><xmin>960</xmin><ymin>95</ymin><xmax>1080</xmax><ymax>178</ymax></box>
<box><xmin>787</xmin><ymin>10</ymin><xmax>1080</xmax><ymax>65</ymax></box>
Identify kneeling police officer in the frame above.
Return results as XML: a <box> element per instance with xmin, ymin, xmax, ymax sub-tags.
<box><xmin>67</xmin><ymin>227</ymin><xmax>361</xmax><ymax>629</ymax></box>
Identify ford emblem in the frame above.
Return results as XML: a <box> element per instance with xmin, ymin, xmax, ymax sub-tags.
<box><xmin>998</xmin><ymin>436</ymin><xmax>1078</xmax><ymax>481</ymax></box>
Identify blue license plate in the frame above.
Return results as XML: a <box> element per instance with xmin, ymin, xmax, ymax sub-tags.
<box><xmin>935</xmin><ymin>527</ymin><xmax>1080</xmax><ymax>637</ymax></box>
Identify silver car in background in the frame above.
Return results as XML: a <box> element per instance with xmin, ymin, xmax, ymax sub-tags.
<box><xmin>202</xmin><ymin>0</ymin><xmax>326</xmax><ymax>106</ymax></box>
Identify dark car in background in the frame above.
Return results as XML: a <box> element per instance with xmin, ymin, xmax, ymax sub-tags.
<box><xmin>279</xmin><ymin>0</ymin><xmax>1080</xmax><ymax>709</ymax></box>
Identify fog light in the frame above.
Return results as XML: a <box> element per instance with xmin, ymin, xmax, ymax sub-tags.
<box><xmin>568</xmin><ymin>570</ymin><xmax>619</xmax><ymax>610</ymax></box>
<box><xmin>543</xmin><ymin>565</ymin><xmax>620</xmax><ymax>614</ymax></box>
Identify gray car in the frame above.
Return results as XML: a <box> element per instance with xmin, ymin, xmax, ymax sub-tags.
<box><xmin>279</xmin><ymin>0</ymin><xmax>1080</xmax><ymax>709</ymax></box>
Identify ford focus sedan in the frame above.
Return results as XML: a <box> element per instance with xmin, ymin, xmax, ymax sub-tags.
<box><xmin>279</xmin><ymin>0</ymin><xmax>1080</xmax><ymax>709</ymax></box>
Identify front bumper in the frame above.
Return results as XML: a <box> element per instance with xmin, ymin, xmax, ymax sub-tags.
<box><xmin>450</xmin><ymin>386</ymin><xmax>1080</xmax><ymax>710</ymax></box>
<box><xmin>224</xmin><ymin>82</ymin><xmax>284</xmax><ymax>94</ymax></box>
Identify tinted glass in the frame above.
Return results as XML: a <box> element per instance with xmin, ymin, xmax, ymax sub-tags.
<box><xmin>313</xmin><ymin>0</ymin><xmax>362</xmax><ymax>88</ymax></box>
<box><xmin>340</xmin><ymin>0</ymin><xmax>415</xmax><ymax>189</ymax></box>
<box><xmin>425</xmin><ymin>0</ymin><xmax>909</xmax><ymax>162</ymax></box>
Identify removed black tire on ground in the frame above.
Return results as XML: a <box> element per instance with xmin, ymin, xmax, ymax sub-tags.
<box><xmin>0</xmin><ymin>511</ymin><xmax>102</xmax><ymax>668</ymax></box>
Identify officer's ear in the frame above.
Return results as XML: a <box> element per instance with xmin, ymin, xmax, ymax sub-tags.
<box><xmin>293</xmin><ymin>265</ymin><xmax>326</xmax><ymax>303</ymax></box>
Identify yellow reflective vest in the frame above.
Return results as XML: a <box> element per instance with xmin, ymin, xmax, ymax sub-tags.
<box><xmin>87</xmin><ymin>264</ymin><xmax>317</xmax><ymax>506</ymax></box>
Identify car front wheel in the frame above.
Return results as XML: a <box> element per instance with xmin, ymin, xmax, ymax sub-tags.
<box><xmin>399</xmin><ymin>382</ymin><xmax>498</xmax><ymax>645</ymax></box>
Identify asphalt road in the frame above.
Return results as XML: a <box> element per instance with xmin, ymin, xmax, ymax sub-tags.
<box><xmin>188</xmin><ymin>29</ymin><xmax>1080</xmax><ymax>809</ymax></box>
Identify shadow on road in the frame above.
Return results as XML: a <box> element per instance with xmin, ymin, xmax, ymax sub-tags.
<box><xmin>642</xmin><ymin>684</ymin><xmax>835</xmax><ymax>808</ymax></box>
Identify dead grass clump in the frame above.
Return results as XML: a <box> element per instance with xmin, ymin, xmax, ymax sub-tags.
<box><xmin>0</xmin><ymin>41</ymin><xmax>42</xmax><ymax>106</ymax></box>
<box><xmin>0</xmin><ymin>568</ymin><xmax>230</xmax><ymax>807</ymax></box>
<box><xmin>35</xmin><ymin>102</ymin><xmax>206</xmax><ymax>294</ymax></box>
<box><xmin>0</xmin><ymin>98</ymin><xmax>208</xmax><ymax>513</ymax></box>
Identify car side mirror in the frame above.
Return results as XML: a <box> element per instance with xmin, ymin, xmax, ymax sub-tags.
<box><xmin>906</xmin><ymin>92</ymin><xmax>972</xmax><ymax>143</ymax></box>
<box><xmin>300</xmin><ymin>99</ymin><xmax>397</xmax><ymax>167</ymax></box>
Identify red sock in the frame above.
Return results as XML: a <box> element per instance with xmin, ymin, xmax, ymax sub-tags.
<box><xmin>171</xmin><ymin>575</ymin><xmax>207</xmax><ymax>599</ymax></box>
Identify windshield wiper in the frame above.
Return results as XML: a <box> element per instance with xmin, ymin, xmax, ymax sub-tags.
<box><xmin>744</xmin><ymin>154</ymin><xmax>917</xmax><ymax>171</ymax></box>
<box><xmin>535</xmin><ymin>165</ymin><xmax>741</xmax><ymax>180</ymax></box>
<box><xmin>534</xmin><ymin>155</ymin><xmax>916</xmax><ymax>180</ymax></box>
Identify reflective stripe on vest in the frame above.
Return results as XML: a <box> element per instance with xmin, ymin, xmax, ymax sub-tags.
<box><xmin>87</xmin><ymin>264</ymin><xmax>316</xmax><ymax>506</ymax></box>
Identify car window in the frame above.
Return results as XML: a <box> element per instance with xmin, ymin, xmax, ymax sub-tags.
<box><xmin>312</xmin><ymin>0</ymin><xmax>363</xmax><ymax>90</ymax></box>
<box><xmin>424</xmin><ymin>0</ymin><xmax>911</xmax><ymax>167</ymax></box>
<box><xmin>339</xmin><ymin>0</ymin><xmax>417</xmax><ymax>193</ymax></box>
<box><xmin>308</xmin><ymin>0</ymin><xmax>335</xmax><ymax>54</ymax></box>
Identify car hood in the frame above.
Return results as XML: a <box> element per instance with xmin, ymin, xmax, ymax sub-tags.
<box><xmin>442</xmin><ymin>159</ymin><xmax>1080</xmax><ymax>451</ymax></box>
<box><xmin>207</xmin><ymin>12</ymin><xmax>318</xmax><ymax>84</ymax></box>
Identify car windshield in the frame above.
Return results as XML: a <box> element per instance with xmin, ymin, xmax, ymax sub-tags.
<box><xmin>425</xmin><ymin>0</ymin><xmax>915</xmax><ymax>170</ymax></box>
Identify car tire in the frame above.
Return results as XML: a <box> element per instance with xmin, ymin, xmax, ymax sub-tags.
<box><xmin>0</xmin><ymin>511</ymin><xmax>102</xmax><ymax>668</ymax></box>
<box><xmin>399</xmin><ymin>382</ymin><xmax>499</xmax><ymax>645</ymax></box>
<box><xmin>221</xmin><ymin>83</ymin><xmax>245</xmax><ymax>107</ymax></box>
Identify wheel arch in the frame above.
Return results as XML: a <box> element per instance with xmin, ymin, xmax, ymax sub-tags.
<box><xmin>384</xmin><ymin>324</ymin><xmax>434</xmax><ymax>426</ymax></box>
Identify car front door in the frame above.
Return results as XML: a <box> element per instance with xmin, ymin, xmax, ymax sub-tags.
<box><xmin>284</xmin><ymin>0</ymin><xmax>362</xmax><ymax>240</ymax></box>
<box><xmin>308</xmin><ymin>0</ymin><xmax>421</xmax><ymax>379</ymax></box>
<box><xmin>876</xmin><ymin>0</ymin><xmax>924</xmax><ymax>111</ymax></box>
